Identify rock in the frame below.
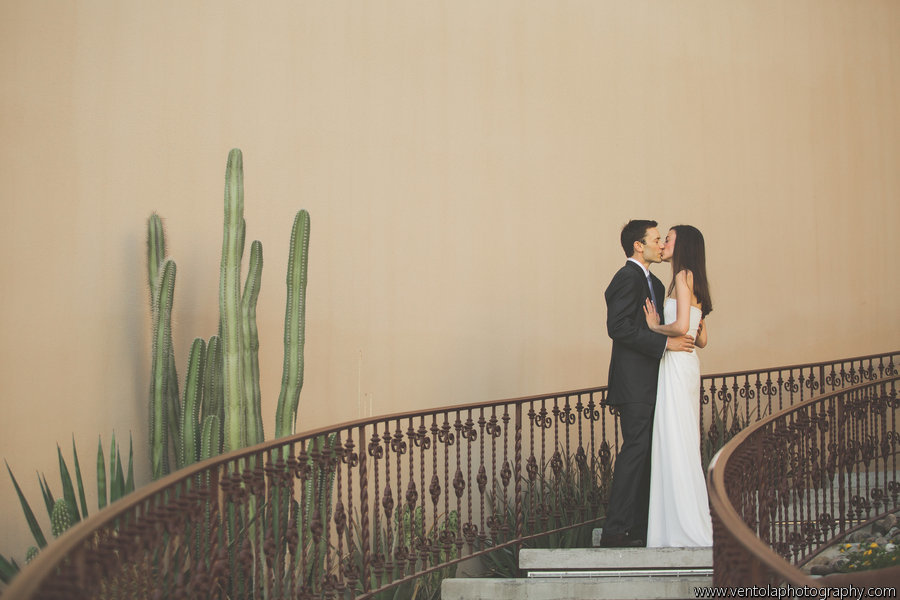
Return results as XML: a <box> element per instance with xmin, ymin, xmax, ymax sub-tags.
<box><xmin>873</xmin><ymin>536</ymin><xmax>889</xmax><ymax>546</ymax></box>
<box><xmin>811</xmin><ymin>564</ymin><xmax>835</xmax><ymax>576</ymax></box>
<box><xmin>828</xmin><ymin>556</ymin><xmax>849</xmax><ymax>571</ymax></box>
<box><xmin>873</xmin><ymin>514</ymin><xmax>898</xmax><ymax>535</ymax></box>
<box><xmin>846</xmin><ymin>531</ymin><xmax>869</xmax><ymax>543</ymax></box>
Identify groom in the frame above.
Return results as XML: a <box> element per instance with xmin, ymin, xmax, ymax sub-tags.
<box><xmin>599</xmin><ymin>219</ymin><xmax>695</xmax><ymax>548</ymax></box>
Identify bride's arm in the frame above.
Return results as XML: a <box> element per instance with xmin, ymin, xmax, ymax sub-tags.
<box><xmin>695</xmin><ymin>318</ymin><xmax>708</xmax><ymax>348</ymax></box>
<box><xmin>643</xmin><ymin>270</ymin><xmax>693</xmax><ymax>336</ymax></box>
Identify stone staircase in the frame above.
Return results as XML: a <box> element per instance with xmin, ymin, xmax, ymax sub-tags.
<box><xmin>441</xmin><ymin>530</ymin><xmax>712</xmax><ymax>600</ymax></box>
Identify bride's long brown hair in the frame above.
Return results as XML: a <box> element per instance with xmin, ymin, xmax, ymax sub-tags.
<box><xmin>667</xmin><ymin>225</ymin><xmax>713</xmax><ymax>318</ymax></box>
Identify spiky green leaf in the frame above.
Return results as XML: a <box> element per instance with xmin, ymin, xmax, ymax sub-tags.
<box><xmin>5</xmin><ymin>461</ymin><xmax>47</xmax><ymax>548</ymax></box>
<box><xmin>97</xmin><ymin>436</ymin><xmax>107</xmax><ymax>510</ymax></box>
<box><xmin>71</xmin><ymin>437</ymin><xmax>89</xmax><ymax>520</ymax></box>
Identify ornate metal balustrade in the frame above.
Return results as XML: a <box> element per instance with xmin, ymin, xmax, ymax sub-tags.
<box><xmin>708</xmin><ymin>373</ymin><xmax>900</xmax><ymax>586</ymax></box>
<box><xmin>4</xmin><ymin>351</ymin><xmax>897</xmax><ymax>599</ymax></box>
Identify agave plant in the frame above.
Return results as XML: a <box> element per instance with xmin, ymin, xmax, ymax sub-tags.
<box><xmin>0</xmin><ymin>433</ymin><xmax>135</xmax><ymax>584</ymax></box>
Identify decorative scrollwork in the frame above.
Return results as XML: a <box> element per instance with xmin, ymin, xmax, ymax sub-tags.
<box><xmin>295</xmin><ymin>448</ymin><xmax>311</xmax><ymax>481</ymax></box>
<box><xmin>382</xmin><ymin>486</ymin><xmax>395</xmax><ymax>519</ymax></box>
<box><xmin>333</xmin><ymin>500</ymin><xmax>346</xmax><ymax>535</ymax></box>
<box><xmin>556</xmin><ymin>403</ymin><xmax>575</xmax><ymax>425</ymax></box>
<box><xmin>529</xmin><ymin>407</ymin><xmax>552</xmax><ymax>429</ymax></box>
<box><xmin>462</xmin><ymin>522</ymin><xmax>478</xmax><ymax>542</ymax></box>
<box><xmin>413</xmin><ymin>424</ymin><xmax>431</xmax><ymax>450</ymax></box>
<box><xmin>430</xmin><ymin>474</ymin><xmax>441</xmax><ymax>506</ymax></box>
<box><xmin>476</xmin><ymin>465</ymin><xmax>488</xmax><ymax>494</ymax></box>
<box><xmin>761</xmin><ymin>377</ymin><xmax>777</xmax><ymax>397</ymax></box>
<box><xmin>461</xmin><ymin>418</ymin><xmax>478</xmax><ymax>442</ymax></box>
<box><xmin>368</xmin><ymin>431</ymin><xmax>384</xmax><ymax>460</ymax></box>
<box><xmin>783</xmin><ymin>374</ymin><xmax>799</xmax><ymax>394</ymax></box>
<box><xmin>391</xmin><ymin>428</ymin><xmax>408</xmax><ymax>455</ymax></box>
<box><xmin>406</xmin><ymin>480</ymin><xmax>419</xmax><ymax>508</ymax></box>
<box><xmin>339</xmin><ymin>439</ymin><xmax>358</xmax><ymax>468</ymax></box>
<box><xmin>438</xmin><ymin>421</ymin><xmax>455</xmax><ymax>445</ymax></box>
<box><xmin>486</xmin><ymin>415</ymin><xmax>502</xmax><ymax>438</ymax></box>
<box><xmin>453</xmin><ymin>469</ymin><xmax>466</xmax><ymax>498</ymax></box>
<box><xmin>581</xmin><ymin>398</ymin><xmax>600</xmax><ymax>421</ymax></box>
<box><xmin>500</xmin><ymin>460</ymin><xmax>512</xmax><ymax>488</ymax></box>
<box><xmin>550</xmin><ymin>451</ymin><xmax>563</xmax><ymax>475</ymax></box>
<box><xmin>805</xmin><ymin>373</ymin><xmax>819</xmax><ymax>392</ymax></box>
<box><xmin>598</xmin><ymin>441</ymin><xmax>611</xmax><ymax>466</ymax></box>
<box><xmin>717</xmin><ymin>385</ymin><xmax>732</xmax><ymax>404</ymax></box>
<box><xmin>526</xmin><ymin>455</ymin><xmax>538</xmax><ymax>481</ymax></box>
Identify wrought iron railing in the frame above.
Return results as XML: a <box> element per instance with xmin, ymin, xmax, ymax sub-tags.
<box><xmin>708</xmin><ymin>373</ymin><xmax>899</xmax><ymax>586</ymax></box>
<box><xmin>3</xmin><ymin>351</ymin><xmax>898</xmax><ymax>599</ymax></box>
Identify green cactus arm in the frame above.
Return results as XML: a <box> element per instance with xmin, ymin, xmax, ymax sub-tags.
<box><xmin>220</xmin><ymin>148</ymin><xmax>247</xmax><ymax>452</ymax></box>
<box><xmin>275</xmin><ymin>210</ymin><xmax>310</xmax><ymax>439</ymax></box>
<box><xmin>150</xmin><ymin>259</ymin><xmax>176</xmax><ymax>478</ymax></box>
<box><xmin>5</xmin><ymin>462</ymin><xmax>48</xmax><ymax>548</ymax></box>
<box><xmin>202</xmin><ymin>335</ymin><xmax>220</xmax><ymax>420</ymax></box>
<box><xmin>241</xmin><ymin>240</ymin><xmax>264</xmax><ymax>446</ymax></box>
<box><xmin>96</xmin><ymin>436</ymin><xmax>107</xmax><ymax>510</ymax></box>
<box><xmin>200</xmin><ymin>415</ymin><xmax>221</xmax><ymax>461</ymax></box>
<box><xmin>180</xmin><ymin>338</ymin><xmax>207</xmax><ymax>468</ymax></box>
<box><xmin>166</xmin><ymin>349</ymin><xmax>181</xmax><ymax>470</ymax></box>
<box><xmin>147</xmin><ymin>213</ymin><xmax>166</xmax><ymax>306</ymax></box>
<box><xmin>55</xmin><ymin>446</ymin><xmax>80</xmax><ymax>525</ymax></box>
<box><xmin>202</xmin><ymin>335</ymin><xmax>225</xmax><ymax>456</ymax></box>
<box><xmin>71</xmin><ymin>437</ymin><xmax>89</xmax><ymax>520</ymax></box>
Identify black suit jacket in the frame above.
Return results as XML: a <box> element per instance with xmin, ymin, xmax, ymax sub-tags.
<box><xmin>604</xmin><ymin>261</ymin><xmax>668</xmax><ymax>406</ymax></box>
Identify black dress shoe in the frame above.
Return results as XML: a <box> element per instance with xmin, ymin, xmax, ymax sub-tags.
<box><xmin>599</xmin><ymin>533</ymin><xmax>643</xmax><ymax>548</ymax></box>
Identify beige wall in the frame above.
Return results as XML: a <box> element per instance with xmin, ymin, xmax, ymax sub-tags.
<box><xmin>1</xmin><ymin>0</ymin><xmax>898</xmax><ymax>563</ymax></box>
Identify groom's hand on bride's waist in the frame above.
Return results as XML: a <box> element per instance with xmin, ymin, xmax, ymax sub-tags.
<box><xmin>666</xmin><ymin>334</ymin><xmax>695</xmax><ymax>353</ymax></box>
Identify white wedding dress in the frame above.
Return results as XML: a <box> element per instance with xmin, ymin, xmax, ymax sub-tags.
<box><xmin>646</xmin><ymin>298</ymin><xmax>713</xmax><ymax>547</ymax></box>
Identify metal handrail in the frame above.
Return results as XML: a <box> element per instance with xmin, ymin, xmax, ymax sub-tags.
<box><xmin>4</xmin><ymin>350</ymin><xmax>898</xmax><ymax>599</ymax></box>
<box><xmin>707</xmin><ymin>374</ymin><xmax>899</xmax><ymax>586</ymax></box>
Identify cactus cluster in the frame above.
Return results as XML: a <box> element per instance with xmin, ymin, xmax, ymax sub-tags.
<box><xmin>147</xmin><ymin>148</ymin><xmax>310</xmax><ymax>477</ymax></box>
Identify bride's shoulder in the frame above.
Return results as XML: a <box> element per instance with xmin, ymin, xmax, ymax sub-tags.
<box><xmin>674</xmin><ymin>269</ymin><xmax>694</xmax><ymax>284</ymax></box>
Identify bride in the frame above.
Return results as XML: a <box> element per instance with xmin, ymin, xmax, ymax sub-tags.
<box><xmin>642</xmin><ymin>225</ymin><xmax>713</xmax><ymax>547</ymax></box>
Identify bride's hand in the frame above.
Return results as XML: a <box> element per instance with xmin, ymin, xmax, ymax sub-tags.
<box><xmin>643</xmin><ymin>298</ymin><xmax>660</xmax><ymax>331</ymax></box>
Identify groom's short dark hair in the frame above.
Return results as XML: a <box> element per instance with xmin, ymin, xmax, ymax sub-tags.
<box><xmin>620</xmin><ymin>219</ymin><xmax>657</xmax><ymax>257</ymax></box>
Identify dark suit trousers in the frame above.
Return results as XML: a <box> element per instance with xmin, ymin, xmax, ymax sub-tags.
<box><xmin>604</xmin><ymin>402</ymin><xmax>654</xmax><ymax>538</ymax></box>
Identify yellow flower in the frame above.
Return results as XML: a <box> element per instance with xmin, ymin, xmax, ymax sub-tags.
<box><xmin>844</xmin><ymin>543</ymin><xmax>853</xmax><ymax>549</ymax></box>
<box><xmin>850</xmin><ymin>564</ymin><xmax>857</xmax><ymax>569</ymax></box>
<box><xmin>870</xmin><ymin>543</ymin><xmax>879</xmax><ymax>548</ymax></box>
<box><xmin>864</xmin><ymin>550</ymin><xmax>872</xmax><ymax>556</ymax></box>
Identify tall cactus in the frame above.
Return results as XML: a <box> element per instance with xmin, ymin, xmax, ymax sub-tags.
<box><xmin>221</xmin><ymin>148</ymin><xmax>248</xmax><ymax>453</ymax></box>
<box><xmin>276</xmin><ymin>210</ymin><xmax>311</xmax><ymax>439</ymax></box>
<box><xmin>242</xmin><ymin>241</ymin><xmax>264</xmax><ymax>446</ymax></box>
<box><xmin>147</xmin><ymin>148</ymin><xmax>311</xmax><ymax>478</ymax></box>
<box><xmin>149</xmin><ymin>259</ymin><xmax>176</xmax><ymax>479</ymax></box>
<box><xmin>147</xmin><ymin>215</ymin><xmax>181</xmax><ymax>478</ymax></box>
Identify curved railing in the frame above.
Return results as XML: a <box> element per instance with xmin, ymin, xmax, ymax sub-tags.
<box><xmin>708</xmin><ymin>373</ymin><xmax>900</xmax><ymax>586</ymax></box>
<box><xmin>3</xmin><ymin>351</ymin><xmax>898</xmax><ymax>599</ymax></box>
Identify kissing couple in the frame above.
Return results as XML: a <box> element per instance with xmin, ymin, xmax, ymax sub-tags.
<box><xmin>600</xmin><ymin>219</ymin><xmax>714</xmax><ymax>548</ymax></box>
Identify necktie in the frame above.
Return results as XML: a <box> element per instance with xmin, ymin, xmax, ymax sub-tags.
<box><xmin>647</xmin><ymin>274</ymin><xmax>658</xmax><ymax>312</ymax></box>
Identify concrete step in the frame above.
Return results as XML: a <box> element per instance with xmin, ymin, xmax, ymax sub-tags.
<box><xmin>520</xmin><ymin>546</ymin><xmax>713</xmax><ymax>574</ymax></box>
<box><xmin>441</xmin><ymin>575</ymin><xmax>713</xmax><ymax>600</ymax></box>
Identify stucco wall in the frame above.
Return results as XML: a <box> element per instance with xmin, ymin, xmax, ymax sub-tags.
<box><xmin>1</xmin><ymin>0</ymin><xmax>898</xmax><ymax>564</ymax></box>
